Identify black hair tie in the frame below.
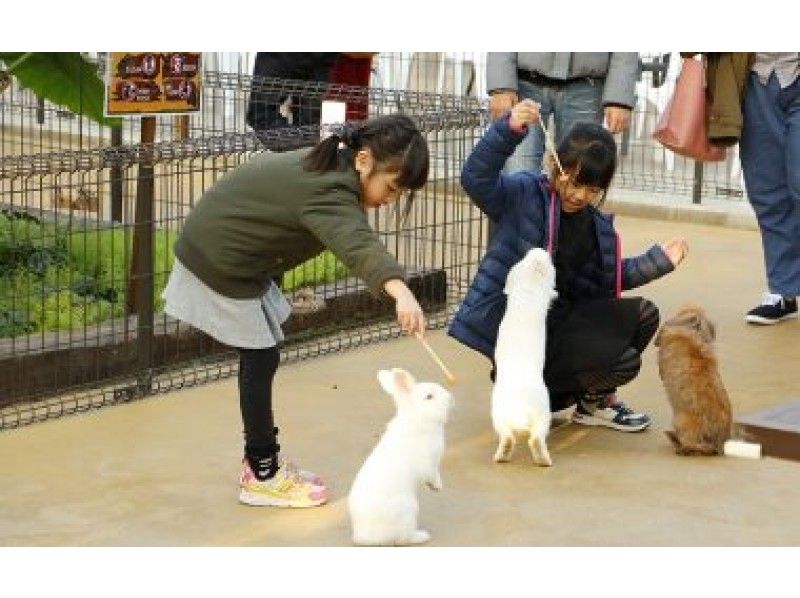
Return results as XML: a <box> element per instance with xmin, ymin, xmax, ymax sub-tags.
<box><xmin>340</xmin><ymin>123</ymin><xmax>361</xmax><ymax>149</ymax></box>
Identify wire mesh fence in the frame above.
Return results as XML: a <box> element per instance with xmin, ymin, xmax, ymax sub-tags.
<box><xmin>0</xmin><ymin>59</ymin><xmax>488</xmax><ymax>428</ymax></box>
<box><xmin>0</xmin><ymin>52</ymin><xmax>747</xmax><ymax>429</ymax></box>
<box><xmin>1</xmin><ymin>52</ymin><xmax>747</xmax><ymax>199</ymax></box>
<box><xmin>614</xmin><ymin>53</ymin><xmax>745</xmax><ymax>201</ymax></box>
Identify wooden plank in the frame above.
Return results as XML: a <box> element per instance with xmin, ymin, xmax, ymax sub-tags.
<box><xmin>735</xmin><ymin>398</ymin><xmax>800</xmax><ymax>462</ymax></box>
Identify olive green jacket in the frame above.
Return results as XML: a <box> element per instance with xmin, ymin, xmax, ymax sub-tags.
<box><xmin>683</xmin><ymin>52</ymin><xmax>754</xmax><ymax>145</ymax></box>
<box><xmin>174</xmin><ymin>148</ymin><xmax>404</xmax><ymax>299</ymax></box>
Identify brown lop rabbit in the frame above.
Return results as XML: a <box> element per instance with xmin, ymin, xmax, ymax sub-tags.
<box><xmin>654</xmin><ymin>304</ymin><xmax>732</xmax><ymax>455</ymax></box>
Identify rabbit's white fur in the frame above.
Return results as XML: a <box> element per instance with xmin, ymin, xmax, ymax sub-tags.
<box><xmin>491</xmin><ymin>248</ymin><xmax>557</xmax><ymax>466</ymax></box>
<box><xmin>348</xmin><ymin>368</ymin><xmax>453</xmax><ymax>546</ymax></box>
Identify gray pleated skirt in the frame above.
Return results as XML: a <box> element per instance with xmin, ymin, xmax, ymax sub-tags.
<box><xmin>162</xmin><ymin>259</ymin><xmax>291</xmax><ymax>349</ymax></box>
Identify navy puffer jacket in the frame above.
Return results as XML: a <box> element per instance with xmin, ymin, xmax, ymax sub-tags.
<box><xmin>448</xmin><ymin>115</ymin><xmax>674</xmax><ymax>360</ymax></box>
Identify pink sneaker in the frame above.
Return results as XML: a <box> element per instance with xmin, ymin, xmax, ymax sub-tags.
<box><xmin>238</xmin><ymin>459</ymin><xmax>328</xmax><ymax>508</ymax></box>
<box><xmin>278</xmin><ymin>457</ymin><xmax>325</xmax><ymax>487</ymax></box>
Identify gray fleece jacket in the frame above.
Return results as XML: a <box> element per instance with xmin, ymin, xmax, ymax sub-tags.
<box><xmin>487</xmin><ymin>52</ymin><xmax>639</xmax><ymax>108</ymax></box>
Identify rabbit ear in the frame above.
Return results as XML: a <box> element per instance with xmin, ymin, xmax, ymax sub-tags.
<box><xmin>391</xmin><ymin>368</ymin><xmax>416</xmax><ymax>395</ymax></box>
<box><xmin>670</xmin><ymin>311</ymin><xmax>699</xmax><ymax>330</ymax></box>
<box><xmin>377</xmin><ymin>368</ymin><xmax>416</xmax><ymax>397</ymax></box>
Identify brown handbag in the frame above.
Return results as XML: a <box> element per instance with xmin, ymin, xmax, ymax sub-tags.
<box><xmin>653</xmin><ymin>57</ymin><xmax>726</xmax><ymax>162</ymax></box>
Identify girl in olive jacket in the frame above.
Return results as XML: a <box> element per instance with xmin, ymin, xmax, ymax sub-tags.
<box><xmin>164</xmin><ymin>114</ymin><xmax>429</xmax><ymax>508</ymax></box>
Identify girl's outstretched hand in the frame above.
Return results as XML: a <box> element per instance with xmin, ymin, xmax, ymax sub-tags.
<box><xmin>660</xmin><ymin>238</ymin><xmax>689</xmax><ymax>267</ymax></box>
<box><xmin>509</xmin><ymin>99</ymin><xmax>541</xmax><ymax>129</ymax></box>
<box><xmin>383</xmin><ymin>279</ymin><xmax>426</xmax><ymax>336</ymax></box>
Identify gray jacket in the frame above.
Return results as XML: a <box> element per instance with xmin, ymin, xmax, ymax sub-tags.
<box><xmin>487</xmin><ymin>52</ymin><xmax>639</xmax><ymax>108</ymax></box>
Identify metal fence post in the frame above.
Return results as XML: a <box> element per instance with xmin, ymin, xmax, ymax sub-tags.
<box><xmin>110</xmin><ymin>126</ymin><xmax>123</xmax><ymax>223</ymax></box>
<box><xmin>692</xmin><ymin>160</ymin><xmax>703</xmax><ymax>204</ymax></box>
<box><xmin>36</xmin><ymin>95</ymin><xmax>45</xmax><ymax>125</ymax></box>
<box><xmin>131</xmin><ymin>117</ymin><xmax>156</xmax><ymax>396</ymax></box>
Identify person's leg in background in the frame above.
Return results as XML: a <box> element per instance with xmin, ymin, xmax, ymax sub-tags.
<box><xmin>327</xmin><ymin>54</ymin><xmax>373</xmax><ymax>121</ymax></box>
<box><xmin>553</xmin><ymin>77</ymin><xmax>605</xmax><ymax>143</ymax></box>
<box><xmin>246</xmin><ymin>53</ymin><xmax>287</xmax><ymax>145</ymax></box>
<box><xmin>296</xmin><ymin>59</ymin><xmax>337</xmax><ymax>127</ymax></box>
<box><xmin>786</xmin><ymin>74</ymin><xmax>800</xmax><ymax>294</ymax></box>
<box><xmin>741</xmin><ymin>72</ymin><xmax>800</xmax><ymax>324</ymax></box>
<box><xmin>504</xmin><ymin>79</ymin><xmax>555</xmax><ymax>173</ymax></box>
<box><xmin>246</xmin><ymin>53</ymin><xmax>337</xmax><ymax>152</ymax></box>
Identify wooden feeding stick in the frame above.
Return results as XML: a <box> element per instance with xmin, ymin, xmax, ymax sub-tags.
<box><xmin>415</xmin><ymin>332</ymin><xmax>457</xmax><ymax>386</ymax></box>
<box><xmin>539</xmin><ymin>116</ymin><xmax>566</xmax><ymax>178</ymax></box>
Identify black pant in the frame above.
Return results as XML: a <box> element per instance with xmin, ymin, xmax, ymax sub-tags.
<box><xmin>490</xmin><ymin>298</ymin><xmax>660</xmax><ymax>411</ymax></box>
<box><xmin>246</xmin><ymin>52</ymin><xmax>338</xmax><ymax>152</ymax></box>
<box><xmin>549</xmin><ymin>298</ymin><xmax>659</xmax><ymax>410</ymax></box>
<box><xmin>238</xmin><ymin>346</ymin><xmax>281</xmax><ymax>459</ymax></box>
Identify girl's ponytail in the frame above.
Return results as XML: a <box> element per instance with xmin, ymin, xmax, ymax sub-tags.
<box><xmin>339</xmin><ymin>123</ymin><xmax>362</xmax><ymax>150</ymax></box>
<box><xmin>303</xmin><ymin>123</ymin><xmax>364</xmax><ymax>173</ymax></box>
<box><xmin>302</xmin><ymin>115</ymin><xmax>428</xmax><ymax>191</ymax></box>
<box><xmin>302</xmin><ymin>114</ymin><xmax>429</xmax><ymax>227</ymax></box>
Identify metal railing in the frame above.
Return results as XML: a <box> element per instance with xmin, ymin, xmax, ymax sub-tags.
<box><xmin>0</xmin><ymin>69</ymin><xmax>488</xmax><ymax>428</ymax></box>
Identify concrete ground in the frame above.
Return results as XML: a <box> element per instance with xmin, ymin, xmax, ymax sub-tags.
<box><xmin>1</xmin><ymin>214</ymin><xmax>798</xmax><ymax>546</ymax></box>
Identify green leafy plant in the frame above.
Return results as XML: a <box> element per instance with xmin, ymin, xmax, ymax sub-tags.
<box><xmin>282</xmin><ymin>251</ymin><xmax>349</xmax><ymax>291</ymax></box>
<box><xmin>0</xmin><ymin>52</ymin><xmax>120</xmax><ymax>127</ymax></box>
<box><xmin>2</xmin><ymin>211</ymin><xmax>351</xmax><ymax>337</ymax></box>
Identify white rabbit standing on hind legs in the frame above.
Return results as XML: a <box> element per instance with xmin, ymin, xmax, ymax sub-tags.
<box><xmin>348</xmin><ymin>368</ymin><xmax>453</xmax><ymax>546</ymax></box>
<box><xmin>491</xmin><ymin>248</ymin><xmax>558</xmax><ymax>466</ymax></box>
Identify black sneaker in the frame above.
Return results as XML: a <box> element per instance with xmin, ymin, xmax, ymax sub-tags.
<box><xmin>745</xmin><ymin>293</ymin><xmax>798</xmax><ymax>325</ymax></box>
<box><xmin>571</xmin><ymin>394</ymin><xmax>651</xmax><ymax>432</ymax></box>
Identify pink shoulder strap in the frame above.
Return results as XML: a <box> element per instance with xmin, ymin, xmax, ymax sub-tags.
<box><xmin>547</xmin><ymin>186</ymin><xmax>556</xmax><ymax>255</ymax></box>
<box><xmin>615</xmin><ymin>233</ymin><xmax>622</xmax><ymax>298</ymax></box>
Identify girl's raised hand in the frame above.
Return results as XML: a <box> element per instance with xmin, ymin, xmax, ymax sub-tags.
<box><xmin>660</xmin><ymin>238</ymin><xmax>689</xmax><ymax>267</ymax></box>
<box><xmin>509</xmin><ymin>99</ymin><xmax>541</xmax><ymax>129</ymax></box>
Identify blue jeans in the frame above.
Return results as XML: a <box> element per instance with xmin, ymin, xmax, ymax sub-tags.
<box><xmin>740</xmin><ymin>72</ymin><xmax>800</xmax><ymax>297</ymax></box>
<box><xmin>504</xmin><ymin>77</ymin><xmax>604</xmax><ymax>173</ymax></box>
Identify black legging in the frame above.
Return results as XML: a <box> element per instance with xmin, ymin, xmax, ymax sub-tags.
<box><xmin>238</xmin><ymin>346</ymin><xmax>281</xmax><ymax>460</ymax></box>
<box><xmin>489</xmin><ymin>299</ymin><xmax>660</xmax><ymax>411</ymax></box>
<box><xmin>549</xmin><ymin>298</ymin><xmax>660</xmax><ymax>409</ymax></box>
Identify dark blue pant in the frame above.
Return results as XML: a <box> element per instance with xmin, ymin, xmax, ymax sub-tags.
<box><xmin>740</xmin><ymin>71</ymin><xmax>800</xmax><ymax>297</ymax></box>
<box><xmin>505</xmin><ymin>77</ymin><xmax>605</xmax><ymax>173</ymax></box>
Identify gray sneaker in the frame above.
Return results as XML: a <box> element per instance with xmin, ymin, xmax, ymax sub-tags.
<box><xmin>572</xmin><ymin>395</ymin><xmax>651</xmax><ymax>432</ymax></box>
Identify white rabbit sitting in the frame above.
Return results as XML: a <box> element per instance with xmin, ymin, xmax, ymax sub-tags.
<box><xmin>491</xmin><ymin>247</ymin><xmax>558</xmax><ymax>466</ymax></box>
<box><xmin>348</xmin><ymin>368</ymin><xmax>453</xmax><ymax>546</ymax></box>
